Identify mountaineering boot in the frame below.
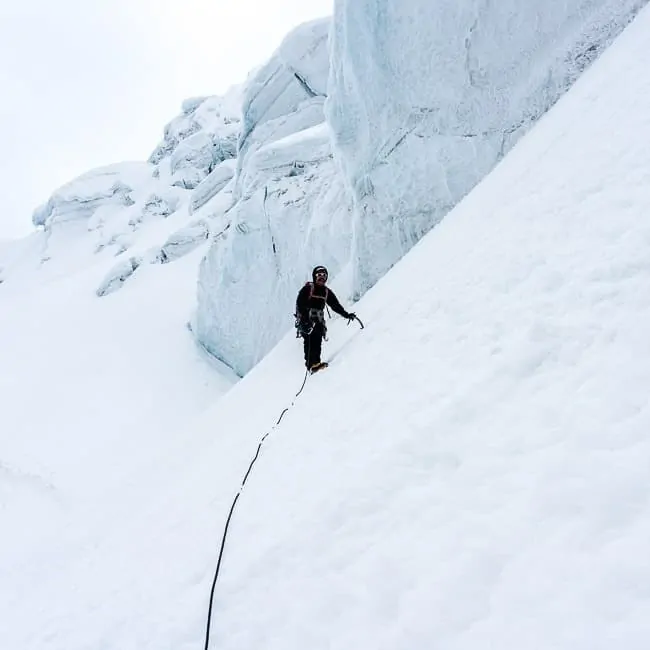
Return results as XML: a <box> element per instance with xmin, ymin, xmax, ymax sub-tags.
<box><xmin>309</xmin><ymin>362</ymin><xmax>328</xmax><ymax>374</ymax></box>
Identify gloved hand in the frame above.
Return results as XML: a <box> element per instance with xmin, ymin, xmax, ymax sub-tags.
<box><xmin>345</xmin><ymin>312</ymin><xmax>356</xmax><ymax>322</ymax></box>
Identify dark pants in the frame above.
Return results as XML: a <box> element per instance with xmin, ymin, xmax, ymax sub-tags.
<box><xmin>302</xmin><ymin>322</ymin><xmax>325</xmax><ymax>368</ymax></box>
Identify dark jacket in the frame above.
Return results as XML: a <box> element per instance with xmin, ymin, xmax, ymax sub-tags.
<box><xmin>296</xmin><ymin>282</ymin><xmax>349</xmax><ymax>323</ymax></box>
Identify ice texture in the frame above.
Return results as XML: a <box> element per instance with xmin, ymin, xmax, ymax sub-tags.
<box><xmin>195</xmin><ymin>19</ymin><xmax>352</xmax><ymax>376</ymax></box>
<box><xmin>326</xmin><ymin>0</ymin><xmax>646</xmax><ymax>293</ymax></box>
<box><xmin>32</xmin><ymin>163</ymin><xmax>154</xmax><ymax>228</ymax></box>
<box><xmin>190</xmin><ymin>159</ymin><xmax>236</xmax><ymax>213</ymax></box>
<box><xmin>237</xmin><ymin>17</ymin><xmax>329</xmax><ymax>175</ymax></box>
<box><xmin>195</xmin><ymin>124</ymin><xmax>351</xmax><ymax>376</ymax></box>
<box><xmin>18</xmin><ymin>4</ymin><xmax>647</xmax><ymax>378</ymax></box>
<box><xmin>96</xmin><ymin>256</ymin><xmax>142</xmax><ymax>297</ymax></box>
<box><xmin>148</xmin><ymin>94</ymin><xmax>241</xmax><ymax>166</ymax></box>
<box><xmin>16</xmin><ymin>88</ymin><xmax>244</xmax><ymax>296</ymax></box>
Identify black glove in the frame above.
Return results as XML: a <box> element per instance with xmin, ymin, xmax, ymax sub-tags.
<box><xmin>345</xmin><ymin>312</ymin><xmax>356</xmax><ymax>322</ymax></box>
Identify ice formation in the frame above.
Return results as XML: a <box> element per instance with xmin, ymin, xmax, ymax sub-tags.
<box><xmin>12</xmin><ymin>3</ymin><xmax>646</xmax><ymax>378</ymax></box>
<box><xmin>194</xmin><ymin>19</ymin><xmax>353</xmax><ymax>376</ymax></box>
<box><xmin>326</xmin><ymin>0</ymin><xmax>646</xmax><ymax>293</ymax></box>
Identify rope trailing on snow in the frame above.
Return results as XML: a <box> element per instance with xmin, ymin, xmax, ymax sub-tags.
<box><xmin>202</xmin><ymin>317</ymin><xmax>363</xmax><ymax>649</ymax></box>
<box><xmin>203</xmin><ymin>345</ymin><xmax>311</xmax><ymax>650</ymax></box>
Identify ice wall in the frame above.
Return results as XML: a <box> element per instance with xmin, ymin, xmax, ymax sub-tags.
<box><xmin>195</xmin><ymin>19</ymin><xmax>353</xmax><ymax>376</ymax></box>
<box><xmin>326</xmin><ymin>0</ymin><xmax>646</xmax><ymax>294</ymax></box>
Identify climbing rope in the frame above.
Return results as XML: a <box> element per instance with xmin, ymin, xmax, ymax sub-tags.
<box><xmin>202</xmin><ymin>342</ymin><xmax>311</xmax><ymax>650</ymax></box>
<box><xmin>202</xmin><ymin>318</ymin><xmax>363</xmax><ymax>649</ymax></box>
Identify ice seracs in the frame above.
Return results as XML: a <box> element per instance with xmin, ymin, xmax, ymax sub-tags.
<box><xmin>326</xmin><ymin>0</ymin><xmax>646</xmax><ymax>294</ymax></box>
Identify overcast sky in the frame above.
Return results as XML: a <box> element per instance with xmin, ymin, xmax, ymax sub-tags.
<box><xmin>0</xmin><ymin>0</ymin><xmax>332</xmax><ymax>239</ymax></box>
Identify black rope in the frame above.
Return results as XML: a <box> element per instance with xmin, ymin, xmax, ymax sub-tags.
<box><xmin>203</xmin><ymin>335</ymin><xmax>312</xmax><ymax>650</ymax></box>
<box><xmin>202</xmin><ymin>316</ymin><xmax>363</xmax><ymax>649</ymax></box>
<box><xmin>295</xmin><ymin>367</ymin><xmax>310</xmax><ymax>397</ymax></box>
<box><xmin>203</xmin><ymin>492</ymin><xmax>239</xmax><ymax>650</ymax></box>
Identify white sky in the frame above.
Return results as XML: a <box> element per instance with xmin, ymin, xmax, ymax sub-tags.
<box><xmin>0</xmin><ymin>0</ymin><xmax>332</xmax><ymax>239</ymax></box>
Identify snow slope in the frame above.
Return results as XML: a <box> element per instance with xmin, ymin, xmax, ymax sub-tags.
<box><xmin>0</xmin><ymin>138</ymin><xmax>238</xmax><ymax>650</ymax></box>
<box><xmin>327</xmin><ymin>0</ymin><xmax>646</xmax><ymax>294</ymax></box>
<box><xmin>4</xmin><ymin>5</ymin><xmax>650</xmax><ymax>649</ymax></box>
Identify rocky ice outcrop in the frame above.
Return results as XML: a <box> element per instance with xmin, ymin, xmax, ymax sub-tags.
<box><xmin>190</xmin><ymin>159</ymin><xmax>236</xmax><ymax>213</ymax></box>
<box><xmin>326</xmin><ymin>0</ymin><xmax>647</xmax><ymax>294</ymax></box>
<box><xmin>194</xmin><ymin>18</ymin><xmax>353</xmax><ymax>376</ymax></box>
<box><xmin>30</xmin><ymin>162</ymin><xmax>191</xmax><ymax>268</ymax></box>
<box><xmin>195</xmin><ymin>122</ymin><xmax>351</xmax><ymax>376</ymax></box>
<box><xmin>32</xmin><ymin>163</ymin><xmax>154</xmax><ymax>228</ymax></box>
<box><xmin>96</xmin><ymin>255</ymin><xmax>142</xmax><ymax>297</ymax></box>
<box><xmin>236</xmin><ymin>18</ymin><xmax>329</xmax><ymax>178</ymax></box>
<box><xmin>154</xmin><ymin>220</ymin><xmax>210</xmax><ymax>264</ymax></box>
<box><xmin>23</xmin><ymin>91</ymin><xmax>244</xmax><ymax>295</ymax></box>
<box><xmin>148</xmin><ymin>94</ymin><xmax>241</xmax><ymax>166</ymax></box>
<box><xmin>149</xmin><ymin>94</ymin><xmax>240</xmax><ymax>192</ymax></box>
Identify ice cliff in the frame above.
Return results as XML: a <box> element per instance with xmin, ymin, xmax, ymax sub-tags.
<box><xmin>327</xmin><ymin>0</ymin><xmax>645</xmax><ymax>293</ymax></box>
<box><xmin>194</xmin><ymin>18</ymin><xmax>353</xmax><ymax>376</ymax></box>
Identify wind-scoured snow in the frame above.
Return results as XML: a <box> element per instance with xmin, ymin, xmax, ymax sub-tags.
<box><xmin>3</xmin><ymin>5</ymin><xmax>650</xmax><ymax>649</ymax></box>
<box><xmin>327</xmin><ymin>0</ymin><xmax>647</xmax><ymax>294</ymax></box>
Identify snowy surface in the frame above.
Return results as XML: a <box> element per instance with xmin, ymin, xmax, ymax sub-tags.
<box><xmin>0</xmin><ymin>221</ymin><xmax>237</xmax><ymax>650</ymax></box>
<box><xmin>3</xmin><ymin>5</ymin><xmax>650</xmax><ymax>649</ymax></box>
<box><xmin>327</xmin><ymin>0</ymin><xmax>647</xmax><ymax>294</ymax></box>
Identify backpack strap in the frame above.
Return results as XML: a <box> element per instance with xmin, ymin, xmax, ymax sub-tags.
<box><xmin>307</xmin><ymin>281</ymin><xmax>328</xmax><ymax>304</ymax></box>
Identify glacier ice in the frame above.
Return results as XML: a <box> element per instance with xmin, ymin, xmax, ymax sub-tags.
<box><xmin>154</xmin><ymin>220</ymin><xmax>210</xmax><ymax>264</ymax></box>
<box><xmin>96</xmin><ymin>255</ymin><xmax>142</xmax><ymax>297</ymax></box>
<box><xmin>148</xmin><ymin>94</ymin><xmax>241</xmax><ymax>167</ymax></box>
<box><xmin>326</xmin><ymin>0</ymin><xmax>647</xmax><ymax>294</ymax></box>
<box><xmin>190</xmin><ymin>159</ymin><xmax>236</xmax><ymax>213</ymax></box>
<box><xmin>195</xmin><ymin>124</ymin><xmax>352</xmax><ymax>376</ymax></box>
<box><xmin>236</xmin><ymin>18</ymin><xmax>330</xmax><ymax>184</ymax></box>
<box><xmin>32</xmin><ymin>163</ymin><xmax>154</xmax><ymax>228</ymax></box>
<box><xmin>194</xmin><ymin>19</ymin><xmax>355</xmax><ymax>376</ymax></box>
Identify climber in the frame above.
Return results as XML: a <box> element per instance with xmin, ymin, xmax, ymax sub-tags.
<box><xmin>295</xmin><ymin>265</ymin><xmax>356</xmax><ymax>373</ymax></box>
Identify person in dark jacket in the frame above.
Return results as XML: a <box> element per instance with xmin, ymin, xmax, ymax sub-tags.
<box><xmin>295</xmin><ymin>265</ymin><xmax>355</xmax><ymax>373</ymax></box>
